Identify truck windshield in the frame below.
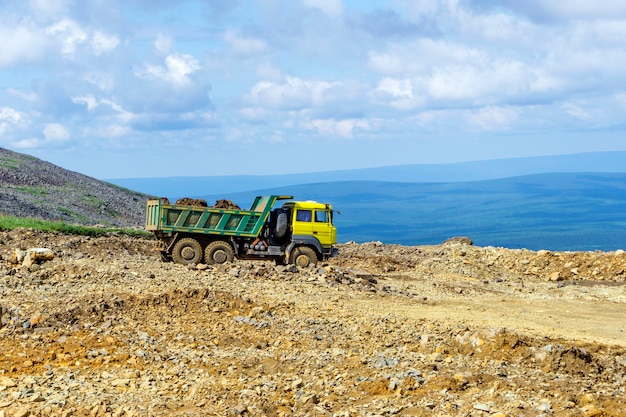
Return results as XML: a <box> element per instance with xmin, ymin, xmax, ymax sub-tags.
<box><xmin>315</xmin><ymin>210</ymin><xmax>330</xmax><ymax>223</ymax></box>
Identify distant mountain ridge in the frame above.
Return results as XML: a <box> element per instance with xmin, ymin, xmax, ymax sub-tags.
<box><xmin>108</xmin><ymin>151</ymin><xmax>626</xmax><ymax>198</ymax></box>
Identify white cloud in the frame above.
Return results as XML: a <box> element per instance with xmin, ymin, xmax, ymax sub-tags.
<box><xmin>368</xmin><ymin>39</ymin><xmax>484</xmax><ymax>76</ymax></box>
<box><xmin>82</xmin><ymin>123</ymin><xmax>132</xmax><ymax>139</ymax></box>
<box><xmin>12</xmin><ymin>122</ymin><xmax>71</xmax><ymax>149</ymax></box>
<box><xmin>29</xmin><ymin>0</ymin><xmax>68</xmax><ymax>17</ymax></box>
<box><xmin>0</xmin><ymin>107</ymin><xmax>24</xmax><ymax>124</ymax></box>
<box><xmin>73</xmin><ymin>95</ymin><xmax>99</xmax><ymax>111</ymax></box>
<box><xmin>45</xmin><ymin>19</ymin><xmax>119</xmax><ymax>57</ymax></box>
<box><xmin>239</xmin><ymin>107</ymin><xmax>271</xmax><ymax>122</ymax></box>
<box><xmin>11</xmin><ymin>138</ymin><xmax>41</xmax><ymax>149</ymax></box>
<box><xmin>373</xmin><ymin>77</ymin><xmax>423</xmax><ymax>110</ymax></box>
<box><xmin>154</xmin><ymin>33</ymin><xmax>174</xmax><ymax>54</ymax></box>
<box><xmin>43</xmin><ymin>123</ymin><xmax>70</xmax><ymax>142</ymax></box>
<box><xmin>91</xmin><ymin>31</ymin><xmax>120</xmax><ymax>55</ymax></box>
<box><xmin>137</xmin><ymin>53</ymin><xmax>201</xmax><ymax>87</ymax></box>
<box><xmin>72</xmin><ymin>95</ymin><xmax>136</xmax><ymax>139</ymax></box>
<box><xmin>224</xmin><ymin>30</ymin><xmax>267</xmax><ymax>54</ymax></box>
<box><xmin>303</xmin><ymin>0</ymin><xmax>343</xmax><ymax>17</ymax></box>
<box><xmin>0</xmin><ymin>21</ymin><xmax>48</xmax><ymax>67</ymax></box>
<box><xmin>562</xmin><ymin>103</ymin><xmax>593</xmax><ymax>121</ymax></box>
<box><xmin>466</xmin><ymin>106</ymin><xmax>519</xmax><ymax>131</ymax></box>
<box><xmin>255</xmin><ymin>63</ymin><xmax>283</xmax><ymax>82</ymax></box>
<box><xmin>372</xmin><ymin>50</ymin><xmax>566</xmax><ymax>109</ymax></box>
<box><xmin>532</xmin><ymin>1</ymin><xmax>626</xmax><ymax>20</ymax></box>
<box><xmin>0</xmin><ymin>107</ymin><xmax>25</xmax><ymax>138</ymax></box>
<box><xmin>46</xmin><ymin>19</ymin><xmax>88</xmax><ymax>56</ymax></box>
<box><xmin>308</xmin><ymin>118</ymin><xmax>370</xmax><ymax>138</ymax></box>
<box><xmin>72</xmin><ymin>95</ymin><xmax>132</xmax><ymax>123</ymax></box>
<box><xmin>103</xmin><ymin>124</ymin><xmax>132</xmax><ymax>138</ymax></box>
<box><xmin>246</xmin><ymin>77</ymin><xmax>344</xmax><ymax>110</ymax></box>
<box><xmin>84</xmin><ymin>73</ymin><xmax>116</xmax><ymax>91</ymax></box>
<box><xmin>7</xmin><ymin>88</ymin><xmax>38</xmax><ymax>102</ymax></box>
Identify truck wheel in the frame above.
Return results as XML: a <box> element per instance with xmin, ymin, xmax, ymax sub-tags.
<box><xmin>291</xmin><ymin>246</ymin><xmax>317</xmax><ymax>268</ymax></box>
<box><xmin>172</xmin><ymin>238</ymin><xmax>203</xmax><ymax>265</ymax></box>
<box><xmin>205</xmin><ymin>241</ymin><xmax>234</xmax><ymax>265</ymax></box>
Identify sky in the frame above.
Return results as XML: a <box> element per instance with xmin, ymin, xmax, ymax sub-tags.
<box><xmin>1</xmin><ymin>0</ymin><xmax>626</xmax><ymax>179</ymax></box>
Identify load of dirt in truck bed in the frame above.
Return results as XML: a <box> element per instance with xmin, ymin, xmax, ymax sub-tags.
<box><xmin>172</xmin><ymin>198</ymin><xmax>241</xmax><ymax>210</ymax></box>
<box><xmin>175</xmin><ymin>197</ymin><xmax>208</xmax><ymax>207</ymax></box>
<box><xmin>211</xmin><ymin>199</ymin><xmax>241</xmax><ymax>210</ymax></box>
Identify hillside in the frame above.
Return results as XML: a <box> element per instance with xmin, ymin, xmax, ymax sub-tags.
<box><xmin>0</xmin><ymin>148</ymin><xmax>148</xmax><ymax>227</ymax></box>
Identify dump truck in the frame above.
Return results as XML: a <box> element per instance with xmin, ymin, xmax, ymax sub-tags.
<box><xmin>145</xmin><ymin>195</ymin><xmax>338</xmax><ymax>267</ymax></box>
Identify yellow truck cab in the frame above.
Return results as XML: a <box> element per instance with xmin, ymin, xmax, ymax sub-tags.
<box><xmin>281</xmin><ymin>200</ymin><xmax>338</xmax><ymax>266</ymax></box>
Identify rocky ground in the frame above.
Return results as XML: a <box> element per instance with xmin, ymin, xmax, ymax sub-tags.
<box><xmin>1</xmin><ymin>230</ymin><xmax>625</xmax><ymax>417</ymax></box>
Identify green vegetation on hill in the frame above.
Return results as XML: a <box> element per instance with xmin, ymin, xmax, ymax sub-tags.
<box><xmin>0</xmin><ymin>215</ymin><xmax>151</xmax><ymax>238</ymax></box>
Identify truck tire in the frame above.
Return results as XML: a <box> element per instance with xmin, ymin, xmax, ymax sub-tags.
<box><xmin>291</xmin><ymin>246</ymin><xmax>317</xmax><ymax>268</ymax></box>
<box><xmin>172</xmin><ymin>238</ymin><xmax>203</xmax><ymax>265</ymax></box>
<box><xmin>205</xmin><ymin>241</ymin><xmax>234</xmax><ymax>265</ymax></box>
<box><xmin>274</xmin><ymin>212</ymin><xmax>288</xmax><ymax>238</ymax></box>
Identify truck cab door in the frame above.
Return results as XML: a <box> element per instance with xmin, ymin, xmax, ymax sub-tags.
<box><xmin>312</xmin><ymin>209</ymin><xmax>336</xmax><ymax>246</ymax></box>
<box><xmin>293</xmin><ymin>209</ymin><xmax>314</xmax><ymax>237</ymax></box>
<box><xmin>293</xmin><ymin>208</ymin><xmax>335</xmax><ymax>245</ymax></box>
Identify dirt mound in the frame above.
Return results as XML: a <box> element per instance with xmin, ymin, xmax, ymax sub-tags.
<box><xmin>1</xmin><ymin>232</ymin><xmax>625</xmax><ymax>416</ymax></box>
<box><xmin>175</xmin><ymin>197</ymin><xmax>208</xmax><ymax>206</ymax></box>
<box><xmin>211</xmin><ymin>199</ymin><xmax>242</xmax><ymax>210</ymax></box>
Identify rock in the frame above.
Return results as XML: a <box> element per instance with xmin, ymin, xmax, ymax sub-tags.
<box><xmin>29</xmin><ymin>313</ymin><xmax>46</xmax><ymax>327</ymax></box>
<box><xmin>14</xmin><ymin>247</ymin><xmax>54</xmax><ymax>268</ymax></box>
<box><xmin>291</xmin><ymin>378</ymin><xmax>304</xmax><ymax>389</ymax></box>
<box><xmin>581</xmin><ymin>404</ymin><xmax>603</xmax><ymax>417</ymax></box>
<box><xmin>111</xmin><ymin>379</ymin><xmax>131</xmax><ymax>387</ymax></box>
<box><xmin>12</xmin><ymin>407</ymin><xmax>30</xmax><ymax>417</ymax></box>
<box><xmin>12</xmin><ymin>249</ymin><xmax>26</xmax><ymax>264</ymax></box>
<box><xmin>473</xmin><ymin>403</ymin><xmax>490</xmax><ymax>412</ymax></box>
<box><xmin>0</xmin><ymin>377</ymin><xmax>17</xmax><ymax>388</ymax></box>
<box><xmin>443</xmin><ymin>236</ymin><xmax>473</xmax><ymax>246</ymax></box>
<box><xmin>549</xmin><ymin>271</ymin><xmax>562</xmax><ymax>281</ymax></box>
<box><xmin>30</xmin><ymin>392</ymin><xmax>45</xmax><ymax>402</ymax></box>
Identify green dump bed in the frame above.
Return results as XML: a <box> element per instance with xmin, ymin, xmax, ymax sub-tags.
<box><xmin>145</xmin><ymin>195</ymin><xmax>292</xmax><ymax>237</ymax></box>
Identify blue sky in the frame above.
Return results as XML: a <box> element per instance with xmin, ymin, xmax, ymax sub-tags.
<box><xmin>1</xmin><ymin>0</ymin><xmax>626</xmax><ymax>179</ymax></box>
